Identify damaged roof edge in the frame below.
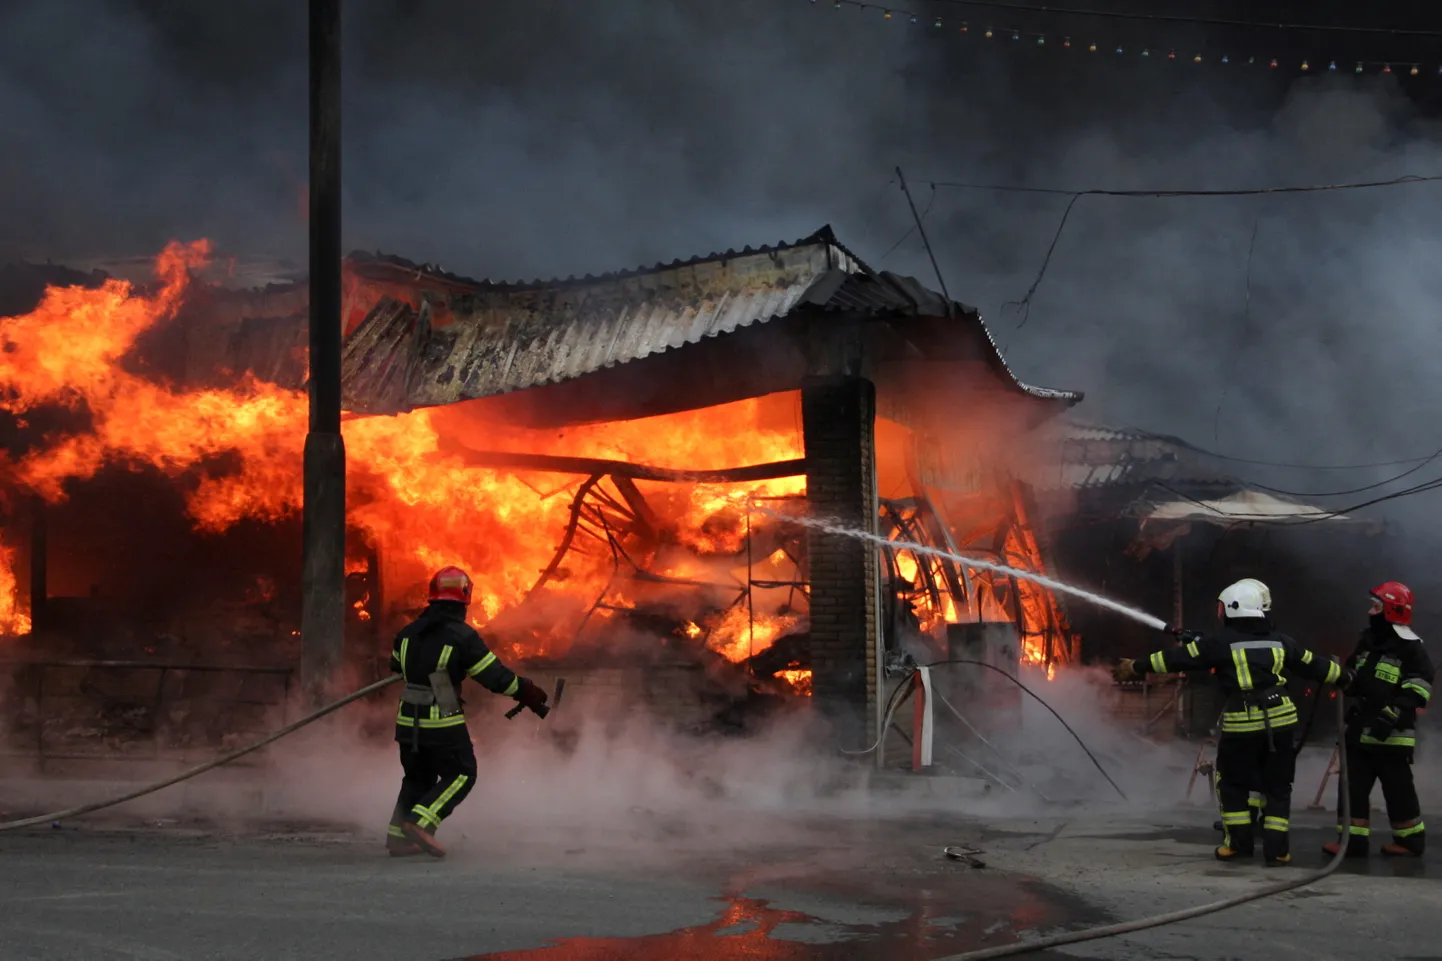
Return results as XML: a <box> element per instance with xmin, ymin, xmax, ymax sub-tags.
<box><xmin>345</xmin><ymin>225</ymin><xmax>850</xmax><ymax>293</ymax></box>
<box><xmin>970</xmin><ymin>311</ymin><xmax>1083</xmax><ymax>404</ymax></box>
<box><xmin>343</xmin><ymin>225</ymin><xmax>1083</xmax><ymax>407</ymax></box>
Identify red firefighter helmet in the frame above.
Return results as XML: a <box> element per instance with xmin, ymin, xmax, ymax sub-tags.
<box><xmin>428</xmin><ymin>566</ymin><xmax>473</xmax><ymax>605</ymax></box>
<box><xmin>1370</xmin><ymin>581</ymin><xmax>1414</xmax><ymax>625</ymax></box>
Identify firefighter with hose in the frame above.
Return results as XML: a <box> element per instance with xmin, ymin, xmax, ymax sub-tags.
<box><xmin>386</xmin><ymin>566</ymin><xmax>550</xmax><ymax>858</ymax></box>
<box><xmin>1210</xmin><ymin>578</ymin><xmax>1271</xmax><ymax>835</ymax></box>
<box><xmin>1114</xmin><ymin>579</ymin><xmax>1351</xmax><ymax>865</ymax></box>
<box><xmin>1323</xmin><ymin>581</ymin><xmax>1434</xmax><ymax>858</ymax></box>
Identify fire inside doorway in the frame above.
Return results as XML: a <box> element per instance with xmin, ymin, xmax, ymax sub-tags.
<box><xmin>0</xmin><ymin>228</ymin><xmax>1081</xmax><ymax>752</ymax></box>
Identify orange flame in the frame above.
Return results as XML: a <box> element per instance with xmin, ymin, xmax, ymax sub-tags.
<box><xmin>777</xmin><ymin>666</ymin><xmax>812</xmax><ymax>696</ymax></box>
<box><xmin>0</xmin><ymin>241</ymin><xmax>806</xmax><ymax>658</ymax></box>
<box><xmin>0</xmin><ymin>544</ymin><xmax>30</xmax><ymax>635</ymax></box>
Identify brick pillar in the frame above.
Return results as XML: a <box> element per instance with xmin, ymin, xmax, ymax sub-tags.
<box><xmin>802</xmin><ymin>374</ymin><xmax>879</xmax><ymax>746</ymax></box>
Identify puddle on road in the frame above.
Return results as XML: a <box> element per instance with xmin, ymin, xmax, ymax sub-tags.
<box><xmin>452</xmin><ymin>884</ymin><xmax>1077</xmax><ymax>961</ymax></box>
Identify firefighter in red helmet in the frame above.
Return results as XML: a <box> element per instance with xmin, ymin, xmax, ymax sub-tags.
<box><xmin>385</xmin><ymin>566</ymin><xmax>549</xmax><ymax>859</ymax></box>
<box><xmin>1324</xmin><ymin>581</ymin><xmax>1434</xmax><ymax>858</ymax></box>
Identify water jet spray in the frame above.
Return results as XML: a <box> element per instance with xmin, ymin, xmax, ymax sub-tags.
<box><xmin>765</xmin><ymin>510</ymin><xmax>1168</xmax><ymax>631</ymax></box>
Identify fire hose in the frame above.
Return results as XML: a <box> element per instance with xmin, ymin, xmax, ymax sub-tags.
<box><xmin>849</xmin><ymin>659</ymin><xmax>1128</xmax><ymax>801</ymax></box>
<box><xmin>930</xmin><ymin>691</ymin><xmax>1352</xmax><ymax>961</ymax></box>
<box><xmin>0</xmin><ymin>674</ymin><xmax>559</xmax><ymax>834</ymax></box>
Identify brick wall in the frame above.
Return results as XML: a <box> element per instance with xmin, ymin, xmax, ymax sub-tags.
<box><xmin>801</xmin><ymin>375</ymin><xmax>879</xmax><ymax>744</ymax></box>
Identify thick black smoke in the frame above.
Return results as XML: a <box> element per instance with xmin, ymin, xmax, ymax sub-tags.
<box><xmin>4</xmin><ymin>0</ymin><xmax>1442</xmax><ymax>540</ymax></box>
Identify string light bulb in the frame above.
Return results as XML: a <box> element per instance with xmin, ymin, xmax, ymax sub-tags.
<box><xmin>1383</xmin><ymin>63</ymin><xmax>1392</xmax><ymax>74</ymax></box>
<box><xmin>1221</xmin><ymin>55</ymin><xmax>1229</xmax><ymax>64</ymax></box>
<box><xmin>1328</xmin><ymin>60</ymin><xmax>1337</xmax><ymax>71</ymax></box>
<box><xmin>882</xmin><ymin>9</ymin><xmax>892</xmax><ymax>19</ymax></box>
<box><xmin>1087</xmin><ymin>42</ymin><xmax>1096</xmax><ymax>52</ymax></box>
<box><xmin>1012</xmin><ymin>31</ymin><xmax>1020</xmax><ymax>41</ymax></box>
<box><xmin>1114</xmin><ymin>45</ymin><xmax>1123</xmax><ymax>54</ymax></box>
<box><xmin>1355</xmin><ymin>62</ymin><xmax>1364</xmax><ymax>73</ymax></box>
<box><xmin>1167</xmin><ymin>50</ymin><xmax>1176</xmax><ymax>60</ymax></box>
<box><xmin>1036</xmin><ymin>35</ymin><xmax>1045</xmax><ymax>45</ymax></box>
<box><xmin>1193</xmin><ymin>54</ymin><xmax>1202</xmax><ymax>63</ymax></box>
<box><xmin>1301</xmin><ymin>60</ymin><xmax>1310</xmax><ymax>71</ymax></box>
<box><xmin>1248</xmin><ymin>56</ymin><xmax>1256</xmax><ymax>64</ymax></box>
<box><xmin>1141</xmin><ymin>48</ymin><xmax>1150</xmax><ymax>58</ymax></box>
<box><xmin>1410</xmin><ymin>65</ymin><xmax>1419</xmax><ymax>76</ymax></box>
<box><xmin>959</xmin><ymin>22</ymin><xmax>968</xmax><ymax>33</ymax></box>
<box><xmin>985</xmin><ymin>27</ymin><xmax>994</xmax><ymax>38</ymax></box>
<box><xmin>1062</xmin><ymin>37</ymin><xmax>1070</xmax><ymax>48</ymax></box>
<box><xmin>1269</xmin><ymin>58</ymin><xmax>1278</xmax><ymax>68</ymax></box>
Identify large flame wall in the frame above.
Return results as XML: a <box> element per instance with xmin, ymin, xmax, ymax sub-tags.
<box><xmin>0</xmin><ymin>242</ymin><xmax>805</xmax><ymax>664</ymax></box>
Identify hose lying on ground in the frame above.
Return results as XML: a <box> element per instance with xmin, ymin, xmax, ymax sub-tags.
<box><xmin>927</xmin><ymin>659</ymin><xmax>1129</xmax><ymax>802</ymax></box>
<box><xmin>931</xmin><ymin>693</ymin><xmax>1351</xmax><ymax>961</ymax></box>
<box><xmin>0</xmin><ymin>675</ymin><xmax>401</xmax><ymax>833</ymax></box>
<box><xmin>844</xmin><ymin>659</ymin><xmax>1128</xmax><ymax>802</ymax></box>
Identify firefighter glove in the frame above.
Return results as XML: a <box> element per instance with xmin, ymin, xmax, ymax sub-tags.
<box><xmin>1337</xmin><ymin>667</ymin><xmax>1357</xmax><ymax>692</ymax></box>
<box><xmin>514</xmin><ymin>676</ymin><xmax>549</xmax><ymax>715</ymax></box>
<box><xmin>1112</xmin><ymin>658</ymin><xmax>1139</xmax><ymax>684</ymax></box>
<box><xmin>1164</xmin><ymin>624</ymin><xmax>1202</xmax><ymax>643</ymax></box>
<box><xmin>1369</xmin><ymin>704</ymin><xmax>1401</xmax><ymax>741</ymax></box>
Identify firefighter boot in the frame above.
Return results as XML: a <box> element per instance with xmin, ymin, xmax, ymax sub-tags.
<box><xmin>1216</xmin><ymin>819</ymin><xmax>1255</xmax><ymax>861</ymax></box>
<box><xmin>402</xmin><ymin>820</ymin><xmax>447</xmax><ymax>859</ymax></box>
<box><xmin>1321</xmin><ymin>821</ymin><xmax>1370</xmax><ymax>858</ymax></box>
<box><xmin>1381</xmin><ymin>820</ymin><xmax>1425</xmax><ymax>857</ymax></box>
<box><xmin>386</xmin><ymin>825</ymin><xmax>422</xmax><ymax>857</ymax></box>
<box><xmin>1262</xmin><ymin>815</ymin><xmax>1290</xmax><ymax>866</ymax></box>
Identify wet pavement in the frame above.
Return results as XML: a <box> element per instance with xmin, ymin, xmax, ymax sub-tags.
<box><xmin>1</xmin><ymin>806</ymin><xmax>1437</xmax><ymax>961</ymax></box>
<box><xmin>0</xmin><ymin>816</ymin><xmax>1092</xmax><ymax>961</ymax></box>
<box><xmin>455</xmin><ymin>887</ymin><xmax>1078</xmax><ymax>961</ymax></box>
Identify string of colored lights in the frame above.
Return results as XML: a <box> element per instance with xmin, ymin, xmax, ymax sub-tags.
<box><xmin>809</xmin><ymin>0</ymin><xmax>1442</xmax><ymax>76</ymax></box>
<box><xmin>927</xmin><ymin>0</ymin><xmax>1442</xmax><ymax>38</ymax></box>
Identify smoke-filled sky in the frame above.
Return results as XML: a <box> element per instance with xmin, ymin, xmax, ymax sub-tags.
<box><xmin>4</xmin><ymin>0</ymin><xmax>1442</xmax><ymax>531</ymax></box>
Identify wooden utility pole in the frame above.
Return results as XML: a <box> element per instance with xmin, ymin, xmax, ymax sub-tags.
<box><xmin>301</xmin><ymin>0</ymin><xmax>346</xmax><ymax>703</ymax></box>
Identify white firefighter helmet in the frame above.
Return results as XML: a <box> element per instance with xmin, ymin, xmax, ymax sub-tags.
<box><xmin>1234</xmin><ymin>578</ymin><xmax>1272</xmax><ymax>612</ymax></box>
<box><xmin>1218</xmin><ymin>579</ymin><xmax>1268</xmax><ymax>619</ymax></box>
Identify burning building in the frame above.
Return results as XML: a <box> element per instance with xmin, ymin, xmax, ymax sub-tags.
<box><xmin>0</xmin><ymin>227</ymin><xmax>1080</xmax><ymax>751</ymax></box>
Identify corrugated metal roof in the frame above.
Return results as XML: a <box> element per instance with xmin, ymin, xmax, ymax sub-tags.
<box><xmin>1025</xmin><ymin>418</ymin><xmax>1369</xmax><ymax>528</ymax></box>
<box><xmin>342</xmin><ymin>226</ymin><xmax>1082</xmax><ymax>413</ymax></box>
<box><xmin>1030</xmin><ymin>418</ymin><xmax>1233</xmax><ymax>492</ymax></box>
<box><xmin>227</xmin><ymin>314</ymin><xmax>307</xmax><ymax>391</ymax></box>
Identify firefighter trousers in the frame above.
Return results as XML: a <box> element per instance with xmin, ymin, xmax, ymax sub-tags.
<box><xmin>1216</xmin><ymin>731</ymin><xmax>1295</xmax><ymax>860</ymax></box>
<box><xmin>1335</xmin><ymin>743</ymin><xmax>1425</xmax><ymax>854</ymax></box>
<box><xmin>389</xmin><ymin>741</ymin><xmax>478</xmax><ymax>842</ymax></box>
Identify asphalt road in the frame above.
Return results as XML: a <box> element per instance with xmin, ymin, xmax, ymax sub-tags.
<box><xmin>0</xmin><ymin>803</ymin><xmax>1435</xmax><ymax>960</ymax></box>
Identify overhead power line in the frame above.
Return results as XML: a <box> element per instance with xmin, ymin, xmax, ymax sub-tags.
<box><xmin>1235</xmin><ymin>446</ymin><xmax>1442</xmax><ymax>498</ymax></box>
<box><xmin>949</xmin><ymin>173</ymin><xmax>1441</xmax><ymax>328</ymax></box>
<box><xmin>1155</xmin><ymin>472</ymin><xmax>1442</xmax><ymax>526</ymax></box>
<box><xmin>923</xmin><ymin>173</ymin><xmax>1442</xmax><ymax>197</ymax></box>
<box><xmin>1168</xmin><ymin>440</ymin><xmax>1437</xmax><ymax>472</ymax></box>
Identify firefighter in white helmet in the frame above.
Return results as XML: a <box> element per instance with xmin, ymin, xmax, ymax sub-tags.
<box><xmin>1213</xmin><ymin>578</ymin><xmax>1272</xmax><ymax>834</ymax></box>
<box><xmin>1115</xmin><ymin>579</ymin><xmax>1349</xmax><ymax>865</ymax></box>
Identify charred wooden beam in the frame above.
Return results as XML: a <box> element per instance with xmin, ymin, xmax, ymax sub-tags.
<box><xmin>524</xmin><ymin>474</ymin><xmax>604</xmax><ymax>599</ymax></box>
<box><xmin>610</xmin><ymin>474</ymin><xmax>661</xmax><ymax>540</ymax></box>
<box><xmin>435</xmin><ymin>439</ymin><xmax>805</xmax><ymax>484</ymax></box>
